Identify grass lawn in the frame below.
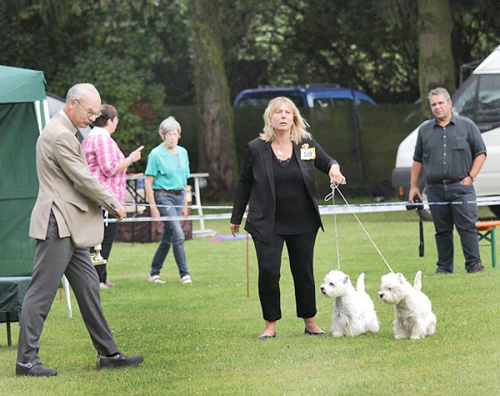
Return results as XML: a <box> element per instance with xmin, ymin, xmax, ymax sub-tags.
<box><xmin>1</xmin><ymin>209</ymin><xmax>499</xmax><ymax>395</ymax></box>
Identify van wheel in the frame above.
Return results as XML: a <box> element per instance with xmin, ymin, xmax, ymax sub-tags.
<box><xmin>418</xmin><ymin>188</ymin><xmax>433</xmax><ymax>221</ymax></box>
<box><xmin>489</xmin><ymin>205</ymin><xmax>500</xmax><ymax>219</ymax></box>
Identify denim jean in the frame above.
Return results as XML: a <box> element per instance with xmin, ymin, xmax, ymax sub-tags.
<box><xmin>150</xmin><ymin>191</ymin><xmax>190</xmax><ymax>278</ymax></box>
<box><xmin>426</xmin><ymin>182</ymin><xmax>481</xmax><ymax>272</ymax></box>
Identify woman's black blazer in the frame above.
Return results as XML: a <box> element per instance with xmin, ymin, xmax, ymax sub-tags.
<box><xmin>230</xmin><ymin>136</ymin><xmax>337</xmax><ymax>242</ymax></box>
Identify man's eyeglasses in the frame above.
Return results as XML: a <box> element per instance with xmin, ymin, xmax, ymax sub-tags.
<box><xmin>74</xmin><ymin>98</ymin><xmax>102</xmax><ymax>118</ymax></box>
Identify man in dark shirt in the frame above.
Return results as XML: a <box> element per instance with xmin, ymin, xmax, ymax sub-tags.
<box><xmin>409</xmin><ymin>87</ymin><xmax>487</xmax><ymax>274</ymax></box>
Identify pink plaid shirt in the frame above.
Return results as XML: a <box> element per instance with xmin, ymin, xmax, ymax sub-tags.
<box><xmin>82</xmin><ymin>127</ymin><xmax>127</xmax><ymax>204</ymax></box>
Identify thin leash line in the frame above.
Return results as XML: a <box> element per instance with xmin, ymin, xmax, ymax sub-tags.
<box><xmin>326</xmin><ymin>184</ymin><xmax>394</xmax><ymax>273</ymax></box>
<box><xmin>330</xmin><ymin>188</ymin><xmax>341</xmax><ymax>270</ymax></box>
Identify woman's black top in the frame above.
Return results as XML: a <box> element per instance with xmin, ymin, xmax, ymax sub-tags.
<box><xmin>272</xmin><ymin>150</ymin><xmax>320</xmax><ymax>235</ymax></box>
<box><xmin>230</xmin><ymin>137</ymin><xmax>337</xmax><ymax>242</ymax></box>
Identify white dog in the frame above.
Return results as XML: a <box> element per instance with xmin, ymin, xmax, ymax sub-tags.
<box><xmin>379</xmin><ymin>271</ymin><xmax>436</xmax><ymax>340</ymax></box>
<box><xmin>320</xmin><ymin>270</ymin><xmax>380</xmax><ymax>337</ymax></box>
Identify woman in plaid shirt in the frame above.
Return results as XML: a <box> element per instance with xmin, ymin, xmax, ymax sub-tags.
<box><xmin>83</xmin><ymin>104</ymin><xmax>143</xmax><ymax>289</ymax></box>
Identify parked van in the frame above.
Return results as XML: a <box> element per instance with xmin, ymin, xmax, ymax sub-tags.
<box><xmin>392</xmin><ymin>45</ymin><xmax>500</xmax><ymax>214</ymax></box>
<box><xmin>233</xmin><ymin>85</ymin><xmax>376</xmax><ymax>108</ymax></box>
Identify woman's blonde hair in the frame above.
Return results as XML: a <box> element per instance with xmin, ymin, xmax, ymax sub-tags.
<box><xmin>259</xmin><ymin>96</ymin><xmax>311</xmax><ymax>143</ymax></box>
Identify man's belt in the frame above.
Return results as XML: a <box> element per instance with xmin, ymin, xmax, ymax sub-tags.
<box><xmin>439</xmin><ymin>178</ymin><xmax>461</xmax><ymax>185</ymax></box>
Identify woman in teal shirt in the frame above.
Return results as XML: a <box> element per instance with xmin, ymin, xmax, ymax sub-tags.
<box><xmin>145</xmin><ymin>116</ymin><xmax>192</xmax><ymax>284</ymax></box>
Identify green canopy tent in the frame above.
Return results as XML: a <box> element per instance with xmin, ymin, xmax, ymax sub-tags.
<box><xmin>0</xmin><ymin>65</ymin><xmax>49</xmax><ymax>344</ymax></box>
<box><xmin>0</xmin><ymin>65</ymin><xmax>48</xmax><ymax>277</ymax></box>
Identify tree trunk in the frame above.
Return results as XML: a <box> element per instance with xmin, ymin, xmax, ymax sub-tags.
<box><xmin>189</xmin><ymin>0</ymin><xmax>236</xmax><ymax>201</ymax></box>
<box><xmin>417</xmin><ymin>0</ymin><xmax>455</xmax><ymax>119</ymax></box>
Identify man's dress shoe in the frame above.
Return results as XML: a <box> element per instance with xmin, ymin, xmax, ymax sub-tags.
<box><xmin>16</xmin><ymin>362</ymin><xmax>57</xmax><ymax>376</ymax></box>
<box><xmin>96</xmin><ymin>352</ymin><xmax>144</xmax><ymax>369</ymax></box>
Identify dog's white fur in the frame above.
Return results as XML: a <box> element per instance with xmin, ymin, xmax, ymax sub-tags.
<box><xmin>379</xmin><ymin>271</ymin><xmax>436</xmax><ymax>339</ymax></box>
<box><xmin>320</xmin><ymin>270</ymin><xmax>379</xmax><ymax>337</ymax></box>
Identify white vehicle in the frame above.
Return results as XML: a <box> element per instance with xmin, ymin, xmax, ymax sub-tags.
<box><xmin>392</xmin><ymin>45</ymin><xmax>500</xmax><ymax>216</ymax></box>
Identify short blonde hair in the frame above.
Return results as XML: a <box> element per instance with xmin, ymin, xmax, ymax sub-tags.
<box><xmin>259</xmin><ymin>97</ymin><xmax>311</xmax><ymax>143</ymax></box>
<box><xmin>159</xmin><ymin>116</ymin><xmax>181</xmax><ymax>139</ymax></box>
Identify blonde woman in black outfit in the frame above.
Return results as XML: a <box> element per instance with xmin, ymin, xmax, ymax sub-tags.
<box><xmin>230</xmin><ymin>96</ymin><xmax>346</xmax><ymax>340</ymax></box>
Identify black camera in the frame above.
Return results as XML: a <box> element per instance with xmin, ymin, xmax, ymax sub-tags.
<box><xmin>406</xmin><ymin>196</ymin><xmax>423</xmax><ymax>211</ymax></box>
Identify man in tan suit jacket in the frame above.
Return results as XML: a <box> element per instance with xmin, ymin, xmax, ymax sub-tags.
<box><xmin>16</xmin><ymin>83</ymin><xmax>143</xmax><ymax>376</ymax></box>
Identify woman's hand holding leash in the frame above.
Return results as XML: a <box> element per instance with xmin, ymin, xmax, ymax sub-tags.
<box><xmin>329</xmin><ymin>164</ymin><xmax>346</xmax><ymax>185</ymax></box>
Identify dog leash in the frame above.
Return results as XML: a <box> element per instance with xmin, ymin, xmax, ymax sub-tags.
<box><xmin>328</xmin><ymin>185</ymin><xmax>342</xmax><ymax>270</ymax></box>
<box><xmin>325</xmin><ymin>183</ymin><xmax>394</xmax><ymax>273</ymax></box>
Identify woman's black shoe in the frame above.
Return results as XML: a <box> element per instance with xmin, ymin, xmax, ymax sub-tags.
<box><xmin>304</xmin><ymin>328</ymin><xmax>327</xmax><ymax>336</ymax></box>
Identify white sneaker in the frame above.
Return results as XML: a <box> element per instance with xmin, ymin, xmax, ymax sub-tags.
<box><xmin>99</xmin><ymin>282</ymin><xmax>108</xmax><ymax>290</ymax></box>
<box><xmin>148</xmin><ymin>275</ymin><xmax>166</xmax><ymax>284</ymax></box>
<box><xmin>180</xmin><ymin>275</ymin><xmax>192</xmax><ymax>284</ymax></box>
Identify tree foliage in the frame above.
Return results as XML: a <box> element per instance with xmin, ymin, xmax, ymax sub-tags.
<box><xmin>1</xmin><ymin>0</ymin><xmax>500</xmax><ymax>195</ymax></box>
<box><xmin>3</xmin><ymin>0</ymin><xmax>499</xmax><ymax>105</ymax></box>
<box><xmin>0</xmin><ymin>0</ymin><xmax>186</xmax><ymax>170</ymax></box>
<box><xmin>217</xmin><ymin>0</ymin><xmax>422</xmax><ymax>102</ymax></box>
<box><xmin>216</xmin><ymin>0</ymin><xmax>500</xmax><ymax>103</ymax></box>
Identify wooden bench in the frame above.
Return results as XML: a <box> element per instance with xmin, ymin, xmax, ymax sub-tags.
<box><xmin>476</xmin><ymin>220</ymin><xmax>500</xmax><ymax>268</ymax></box>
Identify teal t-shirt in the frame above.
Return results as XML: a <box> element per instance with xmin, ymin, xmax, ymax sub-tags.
<box><xmin>145</xmin><ymin>144</ymin><xmax>190</xmax><ymax>190</ymax></box>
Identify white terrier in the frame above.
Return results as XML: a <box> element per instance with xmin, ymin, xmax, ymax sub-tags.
<box><xmin>379</xmin><ymin>271</ymin><xmax>436</xmax><ymax>340</ymax></box>
<box><xmin>320</xmin><ymin>270</ymin><xmax>380</xmax><ymax>337</ymax></box>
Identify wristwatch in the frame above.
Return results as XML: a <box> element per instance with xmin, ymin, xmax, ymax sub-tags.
<box><xmin>467</xmin><ymin>174</ymin><xmax>475</xmax><ymax>182</ymax></box>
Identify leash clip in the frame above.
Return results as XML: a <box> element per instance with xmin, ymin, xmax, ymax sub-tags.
<box><xmin>324</xmin><ymin>182</ymin><xmax>340</xmax><ymax>202</ymax></box>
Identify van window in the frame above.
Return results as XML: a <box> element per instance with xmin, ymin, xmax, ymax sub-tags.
<box><xmin>453</xmin><ymin>77</ymin><xmax>477</xmax><ymax>119</ymax></box>
<box><xmin>313</xmin><ymin>98</ymin><xmax>351</xmax><ymax>108</ymax></box>
<box><xmin>476</xmin><ymin>75</ymin><xmax>500</xmax><ymax>124</ymax></box>
<box><xmin>236</xmin><ymin>92</ymin><xmax>304</xmax><ymax>108</ymax></box>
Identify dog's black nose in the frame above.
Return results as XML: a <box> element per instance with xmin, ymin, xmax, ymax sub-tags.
<box><xmin>379</xmin><ymin>293</ymin><xmax>384</xmax><ymax>299</ymax></box>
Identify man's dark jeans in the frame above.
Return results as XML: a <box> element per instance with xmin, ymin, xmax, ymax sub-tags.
<box><xmin>426</xmin><ymin>182</ymin><xmax>481</xmax><ymax>272</ymax></box>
